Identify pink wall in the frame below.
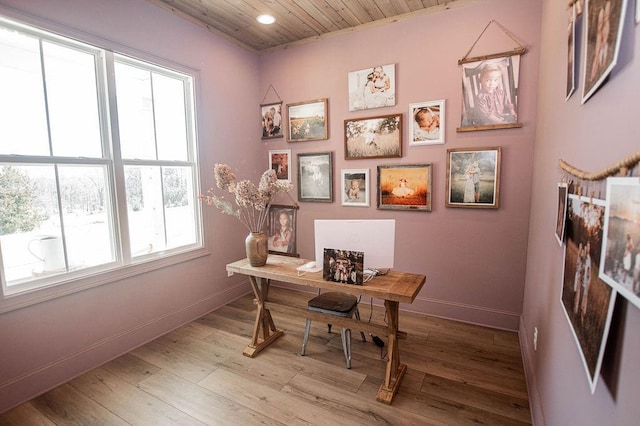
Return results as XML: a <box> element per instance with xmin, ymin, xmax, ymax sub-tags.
<box><xmin>0</xmin><ymin>0</ymin><xmax>260</xmax><ymax>412</ymax></box>
<box><xmin>258</xmin><ymin>0</ymin><xmax>541</xmax><ymax>330</ymax></box>
<box><xmin>523</xmin><ymin>0</ymin><xmax>640</xmax><ymax>424</ymax></box>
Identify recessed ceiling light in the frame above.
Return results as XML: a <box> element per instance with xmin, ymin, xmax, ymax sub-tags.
<box><xmin>256</xmin><ymin>14</ymin><xmax>276</xmax><ymax>25</ymax></box>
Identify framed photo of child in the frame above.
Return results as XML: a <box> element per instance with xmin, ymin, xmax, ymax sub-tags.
<box><xmin>261</xmin><ymin>102</ymin><xmax>283</xmax><ymax>139</ymax></box>
<box><xmin>458</xmin><ymin>55</ymin><xmax>522</xmax><ymax>132</ymax></box>
<box><xmin>409</xmin><ymin>100</ymin><xmax>445</xmax><ymax>146</ymax></box>
<box><xmin>266</xmin><ymin>204</ymin><xmax>299</xmax><ymax>257</ymax></box>
<box><xmin>445</xmin><ymin>147</ymin><xmax>501</xmax><ymax>209</ymax></box>
<box><xmin>340</xmin><ymin>168</ymin><xmax>369</xmax><ymax>207</ymax></box>
<box><xmin>377</xmin><ymin>164</ymin><xmax>432</xmax><ymax>211</ymax></box>
<box><xmin>344</xmin><ymin>114</ymin><xmax>402</xmax><ymax>160</ymax></box>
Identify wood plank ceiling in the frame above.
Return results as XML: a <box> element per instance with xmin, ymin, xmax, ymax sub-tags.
<box><xmin>145</xmin><ymin>0</ymin><xmax>465</xmax><ymax>53</ymax></box>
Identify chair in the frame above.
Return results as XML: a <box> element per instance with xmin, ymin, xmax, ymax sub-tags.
<box><xmin>300</xmin><ymin>291</ymin><xmax>366</xmax><ymax>369</ymax></box>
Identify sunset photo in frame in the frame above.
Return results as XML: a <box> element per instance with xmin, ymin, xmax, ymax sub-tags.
<box><xmin>297</xmin><ymin>151</ymin><xmax>333</xmax><ymax>202</ymax></box>
<box><xmin>344</xmin><ymin>114</ymin><xmax>402</xmax><ymax>160</ymax></box>
<box><xmin>377</xmin><ymin>164</ymin><xmax>432</xmax><ymax>211</ymax></box>
<box><xmin>340</xmin><ymin>168</ymin><xmax>369</xmax><ymax>207</ymax></box>
<box><xmin>261</xmin><ymin>101</ymin><xmax>283</xmax><ymax>139</ymax></box>
<box><xmin>267</xmin><ymin>204</ymin><xmax>299</xmax><ymax>257</ymax></box>
<box><xmin>268</xmin><ymin>149</ymin><xmax>291</xmax><ymax>181</ymax></box>
<box><xmin>287</xmin><ymin>98</ymin><xmax>328</xmax><ymax>142</ymax></box>
<box><xmin>445</xmin><ymin>147</ymin><xmax>501</xmax><ymax>209</ymax></box>
<box><xmin>458</xmin><ymin>55</ymin><xmax>522</xmax><ymax>132</ymax></box>
<box><xmin>347</xmin><ymin>64</ymin><xmax>396</xmax><ymax>111</ymax></box>
<box><xmin>409</xmin><ymin>100</ymin><xmax>444</xmax><ymax>146</ymax></box>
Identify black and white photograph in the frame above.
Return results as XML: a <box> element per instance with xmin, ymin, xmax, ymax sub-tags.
<box><xmin>582</xmin><ymin>0</ymin><xmax>628</xmax><ymax>103</ymax></box>
<box><xmin>599</xmin><ymin>177</ymin><xmax>640</xmax><ymax>308</ymax></box>
<box><xmin>266</xmin><ymin>204</ymin><xmax>298</xmax><ymax>257</ymax></box>
<box><xmin>297</xmin><ymin>151</ymin><xmax>333</xmax><ymax>202</ymax></box>
<box><xmin>341</xmin><ymin>169</ymin><xmax>369</xmax><ymax>207</ymax></box>
<box><xmin>459</xmin><ymin>55</ymin><xmax>521</xmax><ymax>131</ymax></box>
<box><xmin>347</xmin><ymin>64</ymin><xmax>396</xmax><ymax>111</ymax></box>
<box><xmin>322</xmin><ymin>248</ymin><xmax>364</xmax><ymax>285</ymax></box>
<box><xmin>409</xmin><ymin>100</ymin><xmax>445</xmax><ymax>146</ymax></box>
<box><xmin>560</xmin><ymin>194</ymin><xmax>616</xmax><ymax>394</ymax></box>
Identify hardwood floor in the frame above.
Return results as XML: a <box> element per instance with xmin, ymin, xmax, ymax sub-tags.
<box><xmin>0</xmin><ymin>287</ymin><xmax>531</xmax><ymax>425</ymax></box>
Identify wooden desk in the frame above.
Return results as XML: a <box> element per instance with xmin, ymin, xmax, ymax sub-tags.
<box><xmin>226</xmin><ymin>255</ymin><xmax>426</xmax><ymax>404</ymax></box>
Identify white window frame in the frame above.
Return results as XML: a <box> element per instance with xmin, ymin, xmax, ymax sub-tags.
<box><xmin>0</xmin><ymin>12</ymin><xmax>207</xmax><ymax>313</ymax></box>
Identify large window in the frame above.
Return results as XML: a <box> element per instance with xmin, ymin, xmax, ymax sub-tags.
<box><xmin>0</xmin><ymin>17</ymin><xmax>202</xmax><ymax>297</ymax></box>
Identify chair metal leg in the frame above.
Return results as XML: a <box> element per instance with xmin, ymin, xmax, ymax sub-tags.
<box><xmin>301</xmin><ymin>318</ymin><xmax>311</xmax><ymax>356</ymax></box>
<box><xmin>340</xmin><ymin>327</ymin><xmax>352</xmax><ymax>369</ymax></box>
<box><xmin>354</xmin><ymin>307</ymin><xmax>366</xmax><ymax>342</ymax></box>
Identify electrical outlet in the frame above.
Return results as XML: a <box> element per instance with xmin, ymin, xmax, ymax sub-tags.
<box><xmin>533</xmin><ymin>327</ymin><xmax>538</xmax><ymax>351</ymax></box>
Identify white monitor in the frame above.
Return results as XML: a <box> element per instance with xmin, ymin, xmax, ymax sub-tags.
<box><xmin>313</xmin><ymin>219</ymin><xmax>395</xmax><ymax>271</ymax></box>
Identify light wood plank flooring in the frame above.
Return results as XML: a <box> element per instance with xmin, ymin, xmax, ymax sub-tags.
<box><xmin>0</xmin><ymin>287</ymin><xmax>531</xmax><ymax>425</ymax></box>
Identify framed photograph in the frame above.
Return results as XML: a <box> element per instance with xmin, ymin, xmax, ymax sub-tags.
<box><xmin>297</xmin><ymin>151</ymin><xmax>333</xmax><ymax>202</ymax></box>
<box><xmin>261</xmin><ymin>102</ymin><xmax>283</xmax><ymax>139</ymax></box>
<box><xmin>409</xmin><ymin>100</ymin><xmax>445</xmax><ymax>146</ymax></box>
<box><xmin>266</xmin><ymin>204</ymin><xmax>299</xmax><ymax>257</ymax></box>
<box><xmin>322</xmin><ymin>248</ymin><xmax>364</xmax><ymax>285</ymax></box>
<box><xmin>445</xmin><ymin>147</ymin><xmax>501</xmax><ymax>209</ymax></box>
<box><xmin>377</xmin><ymin>164</ymin><xmax>432</xmax><ymax>211</ymax></box>
<box><xmin>560</xmin><ymin>194</ymin><xmax>616</xmax><ymax>394</ymax></box>
<box><xmin>566</xmin><ymin>4</ymin><xmax>577</xmax><ymax>101</ymax></box>
<box><xmin>344</xmin><ymin>114</ymin><xmax>402</xmax><ymax>160</ymax></box>
<box><xmin>599</xmin><ymin>177</ymin><xmax>640</xmax><ymax>309</ymax></box>
<box><xmin>347</xmin><ymin>64</ymin><xmax>396</xmax><ymax>111</ymax></box>
<box><xmin>268</xmin><ymin>149</ymin><xmax>291</xmax><ymax>181</ymax></box>
<box><xmin>582</xmin><ymin>0</ymin><xmax>628</xmax><ymax>103</ymax></box>
<box><xmin>287</xmin><ymin>98</ymin><xmax>328</xmax><ymax>142</ymax></box>
<box><xmin>556</xmin><ymin>182</ymin><xmax>569</xmax><ymax>246</ymax></box>
<box><xmin>458</xmin><ymin>55</ymin><xmax>522</xmax><ymax>132</ymax></box>
<box><xmin>340</xmin><ymin>169</ymin><xmax>369</xmax><ymax>207</ymax></box>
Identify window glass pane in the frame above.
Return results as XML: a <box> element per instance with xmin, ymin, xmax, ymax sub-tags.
<box><xmin>115</xmin><ymin>63</ymin><xmax>156</xmax><ymax>160</ymax></box>
<box><xmin>154</xmin><ymin>74</ymin><xmax>188</xmax><ymax>161</ymax></box>
<box><xmin>163</xmin><ymin>167</ymin><xmax>196</xmax><ymax>248</ymax></box>
<box><xmin>125</xmin><ymin>166</ymin><xmax>166</xmax><ymax>255</ymax></box>
<box><xmin>43</xmin><ymin>42</ymin><xmax>102</xmax><ymax>158</ymax></box>
<box><xmin>0</xmin><ymin>165</ymin><xmax>64</xmax><ymax>284</ymax></box>
<box><xmin>0</xmin><ymin>27</ymin><xmax>49</xmax><ymax>156</ymax></box>
<box><xmin>58</xmin><ymin>166</ymin><xmax>115</xmax><ymax>268</ymax></box>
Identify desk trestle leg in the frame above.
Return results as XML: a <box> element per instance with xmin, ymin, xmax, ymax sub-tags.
<box><xmin>376</xmin><ymin>300</ymin><xmax>406</xmax><ymax>404</ymax></box>
<box><xmin>243</xmin><ymin>276</ymin><xmax>283</xmax><ymax>358</ymax></box>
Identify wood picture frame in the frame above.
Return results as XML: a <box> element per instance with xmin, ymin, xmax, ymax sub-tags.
<box><xmin>340</xmin><ymin>168</ymin><xmax>369</xmax><ymax>207</ymax></box>
<box><xmin>297</xmin><ymin>151</ymin><xmax>333</xmax><ymax>202</ymax></box>
<box><xmin>261</xmin><ymin>101</ymin><xmax>283</xmax><ymax>139</ymax></box>
<box><xmin>409</xmin><ymin>100</ymin><xmax>445</xmax><ymax>146</ymax></box>
<box><xmin>287</xmin><ymin>98</ymin><xmax>328</xmax><ymax>142</ymax></box>
<box><xmin>556</xmin><ymin>182</ymin><xmax>569</xmax><ymax>246</ymax></box>
<box><xmin>377</xmin><ymin>164</ymin><xmax>432</xmax><ymax>211</ymax></box>
<box><xmin>267</xmin><ymin>204</ymin><xmax>299</xmax><ymax>257</ymax></box>
<box><xmin>347</xmin><ymin>64</ymin><xmax>396</xmax><ymax>111</ymax></box>
<box><xmin>458</xmin><ymin>55</ymin><xmax>522</xmax><ymax>132</ymax></box>
<box><xmin>268</xmin><ymin>149</ymin><xmax>291</xmax><ymax>181</ymax></box>
<box><xmin>344</xmin><ymin>113</ymin><xmax>402</xmax><ymax>160</ymax></box>
<box><xmin>445</xmin><ymin>147</ymin><xmax>501</xmax><ymax>209</ymax></box>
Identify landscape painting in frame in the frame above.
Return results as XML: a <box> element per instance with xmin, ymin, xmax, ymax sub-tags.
<box><xmin>267</xmin><ymin>204</ymin><xmax>298</xmax><ymax>257</ymax></box>
<box><xmin>287</xmin><ymin>98</ymin><xmax>328</xmax><ymax>142</ymax></box>
<box><xmin>322</xmin><ymin>248</ymin><xmax>364</xmax><ymax>285</ymax></box>
<box><xmin>344</xmin><ymin>114</ymin><xmax>402</xmax><ymax>160</ymax></box>
<box><xmin>599</xmin><ymin>177</ymin><xmax>640</xmax><ymax>308</ymax></box>
<box><xmin>341</xmin><ymin>168</ymin><xmax>369</xmax><ymax>207</ymax></box>
<box><xmin>347</xmin><ymin>64</ymin><xmax>396</xmax><ymax>111</ymax></box>
<box><xmin>560</xmin><ymin>193</ymin><xmax>616</xmax><ymax>394</ymax></box>
<box><xmin>581</xmin><ymin>0</ymin><xmax>628</xmax><ymax>103</ymax></box>
<box><xmin>458</xmin><ymin>55</ymin><xmax>521</xmax><ymax>131</ymax></box>
<box><xmin>556</xmin><ymin>182</ymin><xmax>569</xmax><ymax>246</ymax></box>
<box><xmin>445</xmin><ymin>147</ymin><xmax>501</xmax><ymax>209</ymax></box>
<box><xmin>261</xmin><ymin>101</ymin><xmax>283</xmax><ymax>139</ymax></box>
<box><xmin>409</xmin><ymin>100</ymin><xmax>445</xmax><ymax>146</ymax></box>
<box><xmin>377</xmin><ymin>164</ymin><xmax>432</xmax><ymax>211</ymax></box>
<box><xmin>268</xmin><ymin>149</ymin><xmax>291</xmax><ymax>181</ymax></box>
<box><xmin>297</xmin><ymin>151</ymin><xmax>333</xmax><ymax>202</ymax></box>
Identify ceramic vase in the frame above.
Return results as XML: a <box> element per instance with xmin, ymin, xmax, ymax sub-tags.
<box><xmin>245</xmin><ymin>232</ymin><xmax>268</xmax><ymax>266</ymax></box>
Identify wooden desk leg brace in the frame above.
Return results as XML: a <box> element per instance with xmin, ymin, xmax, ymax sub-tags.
<box><xmin>376</xmin><ymin>300</ymin><xmax>407</xmax><ymax>404</ymax></box>
<box><xmin>243</xmin><ymin>276</ymin><xmax>283</xmax><ymax>358</ymax></box>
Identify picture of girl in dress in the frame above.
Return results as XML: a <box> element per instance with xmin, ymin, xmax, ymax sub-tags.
<box><xmin>267</xmin><ymin>206</ymin><xmax>298</xmax><ymax>256</ymax></box>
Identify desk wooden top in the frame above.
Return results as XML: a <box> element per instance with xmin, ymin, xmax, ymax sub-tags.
<box><xmin>226</xmin><ymin>255</ymin><xmax>426</xmax><ymax>304</ymax></box>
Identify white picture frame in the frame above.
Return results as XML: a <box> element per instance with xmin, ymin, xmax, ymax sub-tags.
<box><xmin>409</xmin><ymin>100</ymin><xmax>445</xmax><ymax>146</ymax></box>
<box><xmin>268</xmin><ymin>149</ymin><xmax>291</xmax><ymax>181</ymax></box>
<box><xmin>340</xmin><ymin>169</ymin><xmax>369</xmax><ymax>207</ymax></box>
